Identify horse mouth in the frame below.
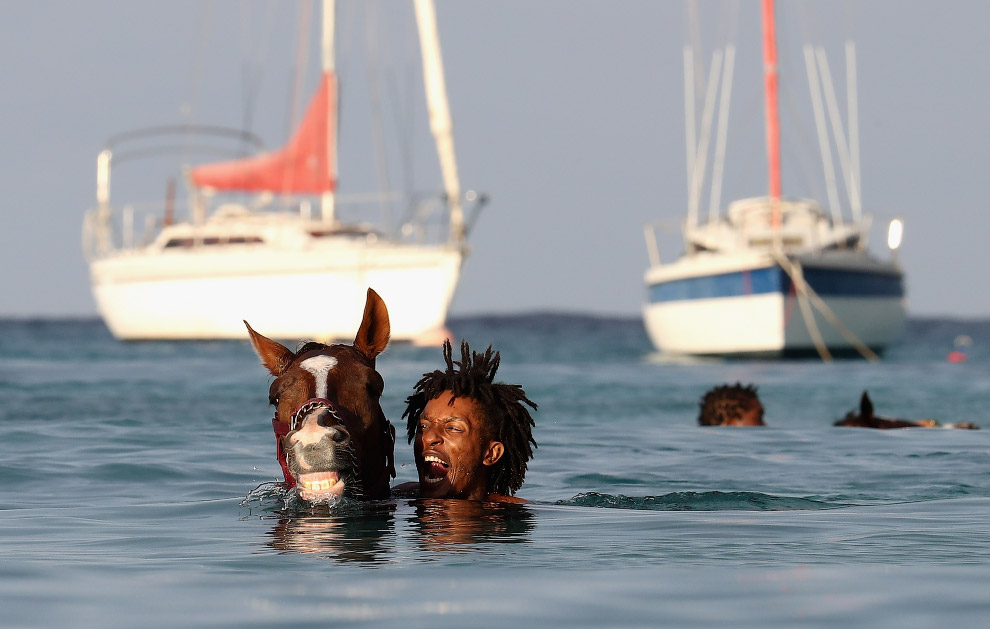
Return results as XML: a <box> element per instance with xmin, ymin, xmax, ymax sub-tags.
<box><xmin>296</xmin><ymin>471</ymin><xmax>345</xmax><ymax>501</ymax></box>
<box><xmin>422</xmin><ymin>454</ymin><xmax>449</xmax><ymax>484</ymax></box>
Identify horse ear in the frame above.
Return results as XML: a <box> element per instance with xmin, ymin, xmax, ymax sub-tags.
<box><xmin>244</xmin><ymin>320</ymin><xmax>294</xmax><ymax>376</ymax></box>
<box><xmin>354</xmin><ymin>288</ymin><xmax>390</xmax><ymax>361</ymax></box>
<box><xmin>860</xmin><ymin>391</ymin><xmax>874</xmax><ymax>419</ymax></box>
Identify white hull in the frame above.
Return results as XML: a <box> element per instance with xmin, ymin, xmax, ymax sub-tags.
<box><xmin>85</xmin><ymin>1</ymin><xmax>475</xmax><ymax>345</ymax></box>
<box><xmin>90</xmin><ymin>239</ymin><xmax>463</xmax><ymax>342</ymax></box>
<box><xmin>644</xmin><ymin>293</ymin><xmax>904</xmax><ymax>357</ymax></box>
<box><xmin>643</xmin><ymin>251</ymin><xmax>905</xmax><ymax>357</ymax></box>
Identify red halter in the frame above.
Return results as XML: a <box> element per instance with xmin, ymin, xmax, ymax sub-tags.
<box><xmin>272</xmin><ymin>417</ymin><xmax>295</xmax><ymax>488</ymax></box>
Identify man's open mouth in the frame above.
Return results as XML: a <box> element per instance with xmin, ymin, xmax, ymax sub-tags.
<box><xmin>422</xmin><ymin>454</ymin><xmax>449</xmax><ymax>484</ymax></box>
<box><xmin>296</xmin><ymin>471</ymin><xmax>344</xmax><ymax>501</ymax></box>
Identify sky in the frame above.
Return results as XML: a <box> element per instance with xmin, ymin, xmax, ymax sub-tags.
<box><xmin>2</xmin><ymin>0</ymin><xmax>989</xmax><ymax>320</ymax></box>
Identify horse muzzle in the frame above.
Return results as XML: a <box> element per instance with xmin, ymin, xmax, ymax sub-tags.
<box><xmin>282</xmin><ymin>399</ymin><xmax>355</xmax><ymax>501</ymax></box>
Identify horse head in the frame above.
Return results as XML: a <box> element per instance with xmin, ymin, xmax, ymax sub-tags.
<box><xmin>245</xmin><ymin>288</ymin><xmax>395</xmax><ymax>501</ymax></box>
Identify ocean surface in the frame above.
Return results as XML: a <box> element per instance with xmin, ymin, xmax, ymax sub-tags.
<box><xmin>2</xmin><ymin>315</ymin><xmax>989</xmax><ymax>627</ymax></box>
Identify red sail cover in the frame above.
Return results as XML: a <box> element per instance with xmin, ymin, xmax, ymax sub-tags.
<box><xmin>192</xmin><ymin>73</ymin><xmax>336</xmax><ymax>194</ymax></box>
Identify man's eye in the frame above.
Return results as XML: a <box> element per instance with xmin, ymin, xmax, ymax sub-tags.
<box><xmin>417</xmin><ymin>422</ymin><xmax>428</xmax><ymax>433</ymax></box>
<box><xmin>447</xmin><ymin>425</ymin><xmax>463</xmax><ymax>433</ymax></box>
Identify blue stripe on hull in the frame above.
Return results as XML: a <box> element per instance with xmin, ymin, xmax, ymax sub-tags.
<box><xmin>648</xmin><ymin>266</ymin><xmax>903</xmax><ymax>303</ymax></box>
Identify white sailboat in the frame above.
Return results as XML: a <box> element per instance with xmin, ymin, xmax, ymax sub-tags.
<box><xmin>82</xmin><ymin>0</ymin><xmax>482</xmax><ymax>342</ymax></box>
<box><xmin>642</xmin><ymin>0</ymin><xmax>905</xmax><ymax>359</ymax></box>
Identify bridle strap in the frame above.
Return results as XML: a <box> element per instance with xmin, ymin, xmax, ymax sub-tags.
<box><xmin>289</xmin><ymin>397</ymin><xmax>339</xmax><ymax>431</ymax></box>
<box><xmin>272</xmin><ymin>418</ymin><xmax>295</xmax><ymax>488</ymax></box>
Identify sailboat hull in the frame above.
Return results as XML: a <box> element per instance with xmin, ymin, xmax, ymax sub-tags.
<box><xmin>90</xmin><ymin>242</ymin><xmax>463</xmax><ymax>342</ymax></box>
<box><xmin>643</xmin><ymin>254</ymin><xmax>905</xmax><ymax>357</ymax></box>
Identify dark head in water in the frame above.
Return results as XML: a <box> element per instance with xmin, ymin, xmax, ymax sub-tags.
<box><xmin>698</xmin><ymin>383</ymin><xmax>765</xmax><ymax>427</ymax></box>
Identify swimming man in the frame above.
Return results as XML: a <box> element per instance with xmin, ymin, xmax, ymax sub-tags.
<box><xmin>395</xmin><ymin>339</ymin><xmax>538</xmax><ymax>502</ymax></box>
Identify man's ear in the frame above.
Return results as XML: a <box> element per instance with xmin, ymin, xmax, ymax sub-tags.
<box><xmin>482</xmin><ymin>441</ymin><xmax>505</xmax><ymax>466</ymax></box>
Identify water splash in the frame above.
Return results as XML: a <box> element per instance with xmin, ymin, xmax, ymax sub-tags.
<box><xmin>239</xmin><ymin>482</ymin><xmax>350</xmax><ymax>518</ymax></box>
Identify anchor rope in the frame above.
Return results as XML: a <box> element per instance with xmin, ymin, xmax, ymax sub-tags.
<box><xmin>772</xmin><ymin>250</ymin><xmax>879</xmax><ymax>362</ymax></box>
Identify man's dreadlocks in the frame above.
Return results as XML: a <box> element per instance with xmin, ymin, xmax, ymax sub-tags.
<box><xmin>698</xmin><ymin>382</ymin><xmax>761</xmax><ymax>426</ymax></box>
<box><xmin>403</xmin><ymin>339</ymin><xmax>537</xmax><ymax>496</ymax></box>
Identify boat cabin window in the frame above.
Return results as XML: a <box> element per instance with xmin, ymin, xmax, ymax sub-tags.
<box><xmin>164</xmin><ymin>236</ymin><xmax>263</xmax><ymax>248</ymax></box>
<box><xmin>308</xmin><ymin>227</ymin><xmax>377</xmax><ymax>239</ymax></box>
<box><xmin>748</xmin><ymin>236</ymin><xmax>804</xmax><ymax>248</ymax></box>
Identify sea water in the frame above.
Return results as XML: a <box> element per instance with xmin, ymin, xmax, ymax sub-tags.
<box><xmin>2</xmin><ymin>316</ymin><xmax>989</xmax><ymax>627</ymax></box>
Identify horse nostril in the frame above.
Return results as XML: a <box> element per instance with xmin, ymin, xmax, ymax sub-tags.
<box><xmin>312</xmin><ymin>409</ymin><xmax>349</xmax><ymax>443</ymax></box>
<box><xmin>315</xmin><ymin>409</ymin><xmax>338</xmax><ymax>429</ymax></box>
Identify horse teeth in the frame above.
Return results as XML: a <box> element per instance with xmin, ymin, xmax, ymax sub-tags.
<box><xmin>301</xmin><ymin>477</ymin><xmax>339</xmax><ymax>492</ymax></box>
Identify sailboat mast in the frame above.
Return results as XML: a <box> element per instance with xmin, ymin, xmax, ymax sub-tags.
<box><xmin>321</xmin><ymin>0</ymin><xmax>338</xmax><ymax>223</ymax></box>
<box><xmin>762</xmin><ymin>0</ymin><xmax>782</xmax><ymax>230</ymax></box>
<box><xmin>414</xmin><ymin>0</ymin><xmax>464</xmax><ymax>243</ymax></box>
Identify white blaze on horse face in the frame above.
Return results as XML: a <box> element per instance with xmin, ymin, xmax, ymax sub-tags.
<box><xmin>300</xmin><ymin>355</ymin><xmax>338</xmax><ymax>399</ymax></box>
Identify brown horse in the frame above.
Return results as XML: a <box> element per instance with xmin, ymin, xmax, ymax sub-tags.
<box><xmin>245</xmin><ymin>288</ymin><xmax>396</xmax><ymax>502</ymax></box>
<box><xmin>835</xmin><ymin>391</ymin><xmax>979</xmax><ymax>430</ymax></box>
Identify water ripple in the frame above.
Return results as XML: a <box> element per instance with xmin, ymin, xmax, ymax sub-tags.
<box><xmin>557</xmin><ymin>491</ymin><xmax>844</xmax><ymax>511</ymax></box>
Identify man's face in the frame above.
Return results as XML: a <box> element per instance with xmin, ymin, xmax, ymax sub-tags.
<box><xmin>413</xmin><ymin>391</ymin><xmax>504</xmax><ymax>500</ymax></box>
